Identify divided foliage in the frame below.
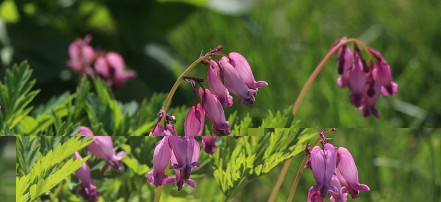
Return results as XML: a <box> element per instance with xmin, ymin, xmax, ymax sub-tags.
<box><xmin>16</xmin><ymin>136</ymin><xmax>92</xmax><ymax>202</ymax></box>
<box><xmin>210</xmin><ymin>109</ymin><xmax>315</xmax><ymax>199</ymax></box>
<box><xmin>0</xmin><ymin>61</ymin><xmax>169</xmax><ymax>136</ymax></box>
<box><xmin>6</xmin><ymin>62</ymin><xmax>319</xmax><ymax>201</ymax></box>
<box><xmin>0</xmin><ymin>61</ymin><xmax>39</xmax><ymax>135</ymax></box>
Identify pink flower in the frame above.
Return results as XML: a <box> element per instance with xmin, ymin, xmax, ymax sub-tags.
<box><xmin>227</xmin><ymin>52</ymin><xmax>268</xmax><ymax>89</ymax></box>
<box><xmin>207</xmin><ymin>60</ymin><xmax>233</xmax><ymax>108</ymax></box>
<box><xmin>347</xmin><ymin>58</ymin><xmax>368</xmax><ymax>108</ymax></box>
<box><xmin>202</xmin><ymin>136</ymin><xmax>217</xmax><ymax>154</ymax></box>
<box><xmin>74</xmin><ymin>152</ymin><xmax>100</xmax><ymax>202</ymax></box>
<box><xmin>94</xmin><ymin>52</ymin><xmax>136</xmax><ymax>89</ymax></box>
<box><xmin>332</xmin><ymin>38</ymin><xmax>398</xmax><ymax>118</ymax></box>
<box><xmin>219</xmin><ymin>56</ymin><xmax>257</xmax><ymax>107</ymax></box>
<box><xmin>149</xmin><ymin>124</ymin><xmax>178</xmax><ymax>136</ymax></box>
<box><xmin>368</xmin><ymin>47</ymin><xmax>398</xmax><ymax>96</ymax></box>
<box><xmin>310</xmin><ymin>143</ymin><xmax>338</xmax><ymax>197</ymax></box>
<box><xmin>307</xmin><ymin>186</ymin><xmax>324</xmax><ymax>202</ymax></box>
<box><xmin>199</xmin><ymin>88</ymin><xmax>231</xmax><ymax>136</ymax></box>
<box><xmin>333</xmin><ymin>37</ymin><xmax>354</xmax><ymax>88</ymax></box>
<box><xmin>147</xmin><ymin>137</ymin><xmax>174</xmax><ymax>187</ymax></box>
<box><xmin>169</xmin><ymin>137</ymin><xmax>201</xmax><ymax>191</ymax></box>
<box><xmin>67</xmin><ymin>35</ymin><xmax>95</xmax><ymax>76</ymax></box>
<box><xmin>329</xmin><ymin>174</ymin><xmax>348</xmax><ymax>202</ymax></box>
<box><xmin>361</xmin><ymin>69</ymin><xmax>382</xmax><ymax>118</ymax></box>
<box><xmin>335</xmin><ymin>147</ymin><xmax>370</xmax><ymax>199</ymax></box>
<box><xmin>77</xmin><ymin>126</ymin><xmax>127</xmax><ymax>173</ymax></box>
<box><xmin>333</xmin><ymin>37</ymin><xmax>354</xmax><ymax>77</ymax></box>
<box><xmin>184</xmin><ymin>104</ymin><xmax>205</xmax><ymax>136</ymax></box>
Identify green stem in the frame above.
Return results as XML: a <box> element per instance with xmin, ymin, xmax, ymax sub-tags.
<box><xmin>154</xmin><ymin>186</ymin><xmax>163</xmax><ymax>202</ymax></box>
<box><xmin>292</xmin><ymin>38</ymin><xmax>372</xmax><ymax>115</ymax></box>
<box><xmin>162</xmin><ymin>55</ymin><xmax>210</xmax><ymax>112</ymax></box>
<box><xmin>286</xmin><ymin>137</ymin><xmax>321</xmax><ymax>202</ymax></box>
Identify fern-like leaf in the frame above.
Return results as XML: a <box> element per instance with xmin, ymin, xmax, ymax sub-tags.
<box><xmin>16</xmin><ymin>136</ymin><xmax>93</xmax><ymax>202</ymax></box>
<box><xmin>0</xmin><ymin>61</ymin><xmax>40</xmax><ymax>135</ymax></box>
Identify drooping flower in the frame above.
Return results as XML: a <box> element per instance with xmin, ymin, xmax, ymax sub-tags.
<box><xmin>368</xmin><ymin>47</ymin><xmax>398</xmax><ymax>96</ymax></box>
<box><xmin>347</xmin><ymin>57</ymin><xmax>368</xmax><ymax>108</ymax></box>
<box><xmin>310</xmin><ymin>143</ymin><xmax>338</xmax><ymax>197</ymax></box>
<box><xmin>361</xmin><ymin>69</ymin><xmax>382</xmax><ymax>118</ymax></box>
<box><xmin>333</xmin><ymin>37</ymin><xmax>354</xmax><ymax>88</ymax></box>
<box><xmin>307</xmin><ymin>186</ymin><xmax>324</xmax><ymax>202</ymax></box>
<box><xmin>74</xmin><ymin>152</ymin><xmax>100</xmax><ymax>202</ymax></box>
<box><xmin>201</xmin><ymin>136</ymin><xmax>217</xmax><ymax>154</ymax></box>
<box><xmin>219</xmin><ymin>56</ymin><xmax>257</xmax><ymax>107</ymax></box>
<box><xmin>328</xmin><ymin>174</ymin><xmax>348</xmax><ymax>202</ymax></box>
<box><xmin>335</xmin><ymin>147</ymin><xmax>370</xmax><ymax>199</ymax></box>
<box><xmin>199</xmin><ymin>88</ymin><xmax>231</xmax><ymax>136</ymax></box>
<box><xmin>147</xmin><ymin>136</ymin><xmax>174</xmax><ymax>187</ymax></box>
<box><xmin>169</xmin><ymin>136</ymin><xmax>201</xmax><ymax>191</ymax></box>
<box><xmin>149</xmin><ymin>124</ymin><xmax>178</xmax><ymax>136</ymax></box>
<box><xmin>227</xmin><ymin>52</ymin><xmax>268</xmax><ymax>89</ymax></box>
<box><xmin>66</xmin><ymin>35</ymin><xmax>95</xmax><ymax>76</ymax></box>
<box><xmin>94</xmin><ymin>52</ymin><xmax>136</xmax><ymax>89</ymax></box>
<box><xmin>77</xmin><ymin>126</ymin><xmax>127</xmax><ymax>173</ymax></box>
<box><xmin>184</xmin><ymin>104</ymin><xmax>205</xmax><ymax>136</ymax></box>
<box><xmin>331</xmin><ymin>37</ymin><xmax>398</xmax><ymax>118</ymax></box>
<box><xmin>207</xmin><ymin>60</ymin><xmax>233</xmax><ymax>108</ymax></box>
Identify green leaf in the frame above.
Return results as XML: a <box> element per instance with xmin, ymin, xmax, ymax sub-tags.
<box><xmin>122</xmin><ymin>154</ymin><xmax>150</xmax><ymax>175</ymax></box>
<box><xmin>16</xmin><ymin>175</ymin><xmax>31</xmax><ymax>202</ymax></box>
<box><xmin>0</xmin><ymin>61</ymin><xmax>40</xmax><ymax>135</ymax></box>
<box><xmin>16</xmin><ymin>136</ymin><xmax>93</xmax><ymax>201</ymax></box>
<box><xmin>212</xmin><ymin>109</ymin><xmax>316</xmax><ymax>199</ymax></box>
<box><xmin>29</xmin><ymin>156</ymin><xmax>90</xmax><ymax>201</ymax></box>
<box><xmin>16</xmin><ymin>136</ymin><xmax>39</xmax><ymax>176</ymax></box>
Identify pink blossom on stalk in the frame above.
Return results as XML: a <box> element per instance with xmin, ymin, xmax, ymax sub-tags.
<box><xmin>94</xmin><ymin>52</ymin><xmax>136</xmax><ymax>89</ymax></box>
<box><xmin>307</xmin><ymin>186</ymin><xmax>324</xmax><ymax>202</ymax></box>
<box><xmin>227</xmin><ymin>52</ymin><xmax>268</xmax><ymax>89</ymax></box>
<box><xmin>219</xmin><ymin>56</ymin><xmax>257</xmax><ymax>107</ymax></box>
<box><xmin>77</xmin><ymin>126</ymin><xmax>127</xmax><ymax>173</ymax></box>
<box><xmin>184</xmin><ymin>104</ymin><xmax>205</xmax><ymax>136</ymax></box>
<box><xmin>368</xmin><ymin>47</ymin><xmax>398</xmax><ymax>96</ymax></box>
<box><xmin>347</xmin><ymin>57</ymin><xmax>368</xmax><ymax>108</ymax></box>
<box><xmin>147</xmin><ymin>137</ymin><xmax>174</xmax><ymax>187</ymax></box>
<box><xmin>74</xmin><ymin>152</ymin><xmax>99</xmax><ymax>202</ymax></box>
<box><xmin>335</xmin><ymin>147</ymin><xmax>370</xmax><ymax>199</ymax></box>
<box><xmin>169</xmin><ymin>137</ymin><xmax>201</xmax><ymax>190</ymax></box>
<box><xmin>361</xmin><ymin>69</ymin><xmax>382</xmax><ymax>118</ymax></box>
<box><xmin>329</xmin><ymin>175</ymin><xmax>348</xmax><ymax>202</ymax></box>
<box><xmin>333</xmin><ymin>37</ymin><xmax>354</xmax><ymax>88</ymax></box>
<box><xmin>199</xmin><ymin>88</ymin><xmax>231</xmax><ymax>136</ymax></box>
<box><xmin>207</xmin><ymin>60</ymin><xmax>233</xmax><ymax>108</ymax></box>
<box><xmin>149</xmin><ymin>124</ymin><xmax>178</xmax><ymax>136</ymax></box>
<box><xmin>67</xmin><ymin>35</ymin><xmax>95</xmax><ymax>76</ymax></box>
<box><xmin>202</xmin><ymin>136</ymin><xmax>217</xmax><ymax>154</ymax></box>
<box><xmin>310</xmin><ymin>143</ymin><xmax>338</xmax><ymax>197</ymax></box>
<box><xmin>332</xmin><ymin>37</ymin><xmax>354</xmax><ymax>76</ymax></box>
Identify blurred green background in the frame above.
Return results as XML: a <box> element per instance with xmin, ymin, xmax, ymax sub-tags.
<box><xmin>0</xmin><ymin>137</ymin><xmax>15</xmax><ymax>202</ymax></box>
<box><xmin>1</xmin><ymin>0</ymin><xmax>440</xmax><ymax>127</ymax></box>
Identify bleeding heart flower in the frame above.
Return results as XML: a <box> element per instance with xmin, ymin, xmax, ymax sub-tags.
<box><xmin>74</xmin><ymin>152</ymin><xmax>100</xmax><ymax>202</ymax></box>
<box><xmin>335</xmin><ymin>147</ymin><xmax>370</xmax><ymax>199</ymax></box>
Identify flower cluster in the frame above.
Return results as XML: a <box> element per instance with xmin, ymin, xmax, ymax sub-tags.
<box><xmin>147</xmin><ymin>46</ymin><xmax>267</xmax><ymax>191</ymax></box>
<box><xmin>333</xmin><ymin>37</ymin><xmax>398</xmax><ymax>118</ymax></box>
<box><xmin>74</xmin><ymin>126</ymin><xmax>127</xmax><ymax>201</ymax></box>
<box><xmin>151</xmin><ymin>46</ymin><xmax>267</xmax><ymax>138</ymax></box>
<box><xmin>147</xmin><ymin>136</ymin><xmax>201</xmax><ymax>191</ymax></box>
<box><xmin>66</xmin><ymin>35</ymin><xmax>136</xmax><ymax>89</ymax></box>
<box><xmin>306</xmin><ymin>130</ymin><xmax>369</xmax><ymax>202</ymax></box>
